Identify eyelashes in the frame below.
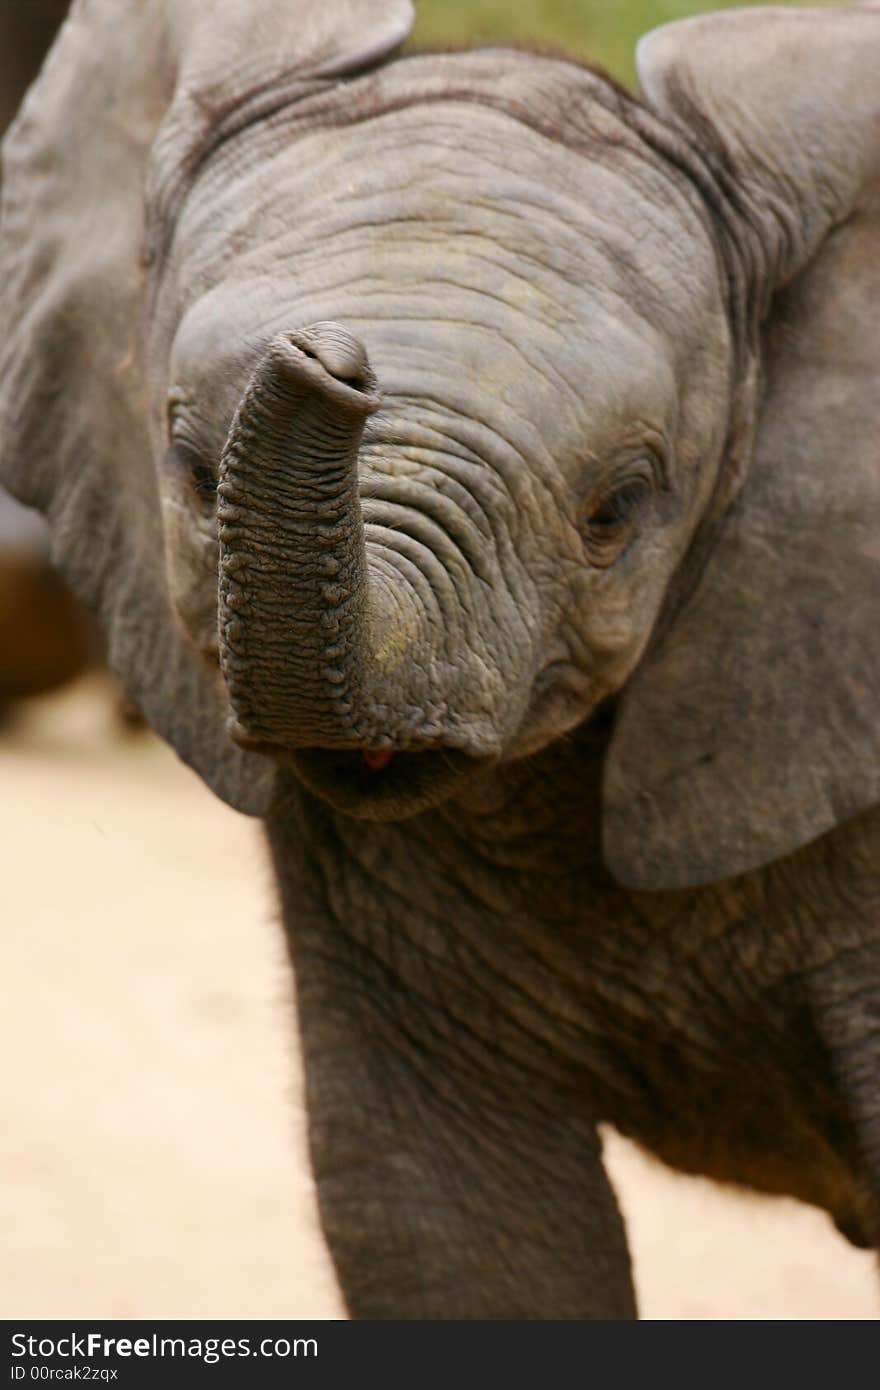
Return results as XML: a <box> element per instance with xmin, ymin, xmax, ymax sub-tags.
<box><xmin>579</xmin><ymin>468</ymin><xmax>657</xmax><ymax>566</ymax></box>
<box><xmin>166</xmin><ymin>441</ymin><xmax>217</xmax><ymax>508</ymax></box>
<box><xmin>585</xmin><ymin>476</ymin><xmax>653</xmax><ymax>534</ymax></box>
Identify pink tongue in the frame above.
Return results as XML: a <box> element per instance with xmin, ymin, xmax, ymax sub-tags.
<box><xmin>362</xmin><ymin>748</ymin><xmax>394</xmax><ymax>772</ymax></box>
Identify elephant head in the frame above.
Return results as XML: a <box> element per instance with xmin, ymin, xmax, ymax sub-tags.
<box><xmin>1</xmin><ymin>1</ymin><xmax>877</xmax><ymax>883</ymax></box>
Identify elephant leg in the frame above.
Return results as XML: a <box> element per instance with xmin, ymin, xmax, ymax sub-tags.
<box><xmin>809</xmin><ymin>941</ymin><xmax>880</xmax><ymax>1249</ymax></box>
<box><xmin>291</xmin><ymin>948</ymin><xmax>635</xmax><ymax>1319</ymax></box>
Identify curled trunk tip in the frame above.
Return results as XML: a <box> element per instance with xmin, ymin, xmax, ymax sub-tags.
<box><xmin>288</xmin><ymin>322</ymin><xmax>377</xmax><ymax>394</ymax></box>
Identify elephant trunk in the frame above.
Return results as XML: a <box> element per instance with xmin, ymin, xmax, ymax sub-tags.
<box><xmin>217</xmin><ymin>323</ymin><xmax>387</xmax><ymax>750</ymax></box>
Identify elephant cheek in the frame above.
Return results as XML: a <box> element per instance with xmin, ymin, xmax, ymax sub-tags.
<box><xmin>161</xmin><ymin>494</ymin><xmax>220</xmax><ymax>661</ymax></box>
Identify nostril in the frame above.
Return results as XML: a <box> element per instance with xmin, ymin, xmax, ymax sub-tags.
<box><xmin>296</xmin><ymin>341</ymin><xmax>364</xmax><ymax>389</ymax></box>
<box><xmin>287</xmin><ymin>322</ymin><xmax>375</xmax><ymax>393</ymax></box>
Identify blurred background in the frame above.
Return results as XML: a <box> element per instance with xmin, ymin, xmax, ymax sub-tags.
<box><xmin>2</xmin><ymin>0</ymin><xmax>877</xmax><ymax>1320</ymax></box>
<box><xmin>409</xmin><ymin>0</ymin><xmax>839</xmax><ymax>83</ymax></box>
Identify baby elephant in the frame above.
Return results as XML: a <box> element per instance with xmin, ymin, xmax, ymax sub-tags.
<box><xmin>1</xmin><ymin>0</ymin><xmax>877</xmax><ymax>1317</ymax></box>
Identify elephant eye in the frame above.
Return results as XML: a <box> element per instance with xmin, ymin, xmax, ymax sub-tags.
<box><xmin>189</xmin><ymin>457</ymin><xmax>217</xmax><ymax>502</ymax></box>
<box><xmin>588</xmin><ymin>478</ymin><xmax>651</xmax><ymax>531</ymax></box>
<box><xmin>167</xmin><ymin>441</ymin><xmax>217</xmax><ymax>509</ymax></box>
<box><xmin>581</xmin><ymin>474</ymin><xmax>653</xmax><ymax>564</ymax></box>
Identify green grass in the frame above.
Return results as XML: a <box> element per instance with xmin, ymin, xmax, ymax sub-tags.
<box><xmin>411</xmin><ymin>0</ymin><xmax>842</xmax><ymax>89</ymax></box>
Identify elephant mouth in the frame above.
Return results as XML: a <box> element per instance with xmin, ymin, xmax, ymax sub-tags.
<box><xmin>284</xmin><ymin>745</ymin><xmax>482</xmax><ymax>820</ymax></box>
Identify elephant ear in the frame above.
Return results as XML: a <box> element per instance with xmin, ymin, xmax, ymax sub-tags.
<box><xmin>603</xmin><ymin>4</ymin><xmax>880</xmax><ymax>890</ymax></box>
<box><xmin>0</xmin><ymin>0</ymin><xmax>413</xmax><ymax>813</ymax></box>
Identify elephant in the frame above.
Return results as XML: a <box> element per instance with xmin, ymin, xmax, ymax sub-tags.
<box><xmin>0</xmin><ymin>0</ymin><xmax>95</xmax><ymax>710</ymax></box>
<box><xmin>0</xmin><ymin>487</ymin><xmax>94</xmax><ymax>707</ymax></box>
<box><xmin>1</xmin><ymin>0</ymin><xmax>877</xmax><ymax>1319</ymax></box>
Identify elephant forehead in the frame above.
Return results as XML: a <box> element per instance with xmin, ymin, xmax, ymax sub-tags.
<box><xmin>166</xmin><ymin>98</ymin><xmax>722</xmax><ymax>345</ymax></box>
<box><xmin>168</xmin><ymin>270</ymin><xmax>677</xmax><ymax>483</ymax></box>
<box><xmin>160</xmin><ymin>99</ymin><xmax>728</xmax><ymax>468</ymax></box>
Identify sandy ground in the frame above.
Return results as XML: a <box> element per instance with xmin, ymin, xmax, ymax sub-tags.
<box><xmin>2</xmin><ymin>677</ymin><xmax>878</xmax><ymax>1321</ymax></box>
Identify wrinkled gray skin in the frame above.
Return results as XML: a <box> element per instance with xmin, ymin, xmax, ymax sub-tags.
<box><xmin>0</xmin><ymin>0</ymin><xmax>93</xmax><ymax>705</ymax></box>
<box><xmin>1</xmin><ymin>2</ymin><xmax>878</xmax><ymax>1317</ymax></box>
